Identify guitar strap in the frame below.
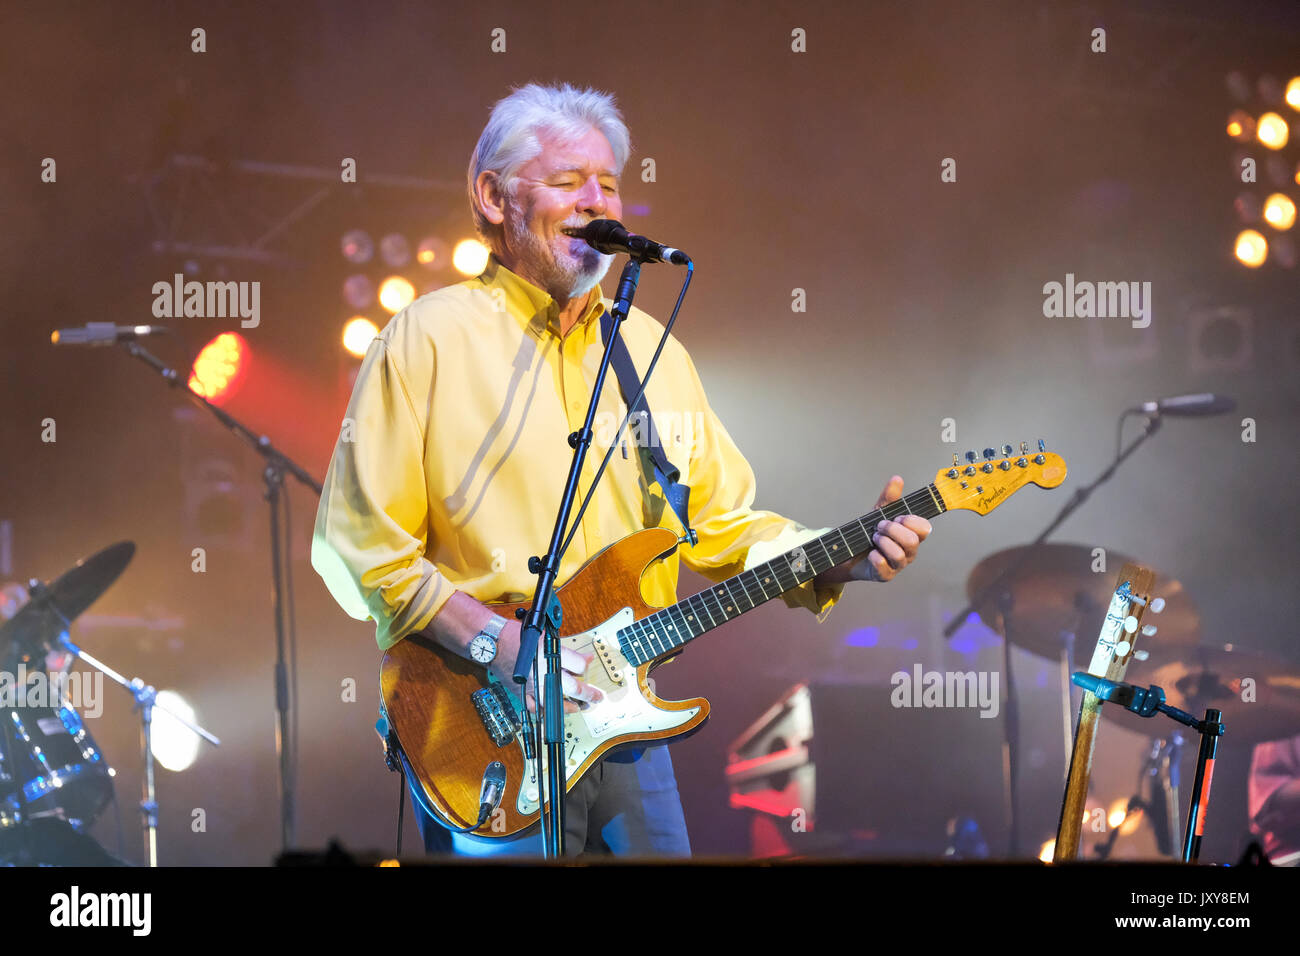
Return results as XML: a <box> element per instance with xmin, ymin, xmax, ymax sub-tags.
<box><xmin>599</xmin><ymin>310</ymin><xmax>696</xmax><ymax>545</ymax></box>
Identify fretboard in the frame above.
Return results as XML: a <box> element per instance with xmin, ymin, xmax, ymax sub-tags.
<box><xmin>616</xmin><ymin>484</ymin><xmax>946</xmax><ymax>666</ymax></box>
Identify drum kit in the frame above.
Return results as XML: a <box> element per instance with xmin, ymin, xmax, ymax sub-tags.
<box><xmin>965</xmin><ymin>542</ymin><xmax>1300</xmax><ymax>859</ymax></box>
<box><xmin>0</xmin><ymin>542</ymin><xmax>218</xmax><ymax>866</ymax></box>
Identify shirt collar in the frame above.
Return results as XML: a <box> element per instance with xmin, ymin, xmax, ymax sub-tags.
<box><xmin>478</xmin><ymin>254</ymin><xmax>606</xmax><ymax>340</ymax></box>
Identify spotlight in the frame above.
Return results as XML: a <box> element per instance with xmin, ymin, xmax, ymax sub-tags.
<box><xmin>1225</xmin><ymin>71</ymin><xmax>1252</xmax><ymax>103</ymax></box>
<box><xmin>380</xmin><ymin>233</ymin><xmax>410</xmax><ymax>268</ymax></box>
<box><xmin>342</xmin><ymin>317</ymin><xmax>379</xmax><ymax>357</ymax></box>
<box><xmin>342</xmin><ymin>274</ymin><xmax>375</xmax><ymax>310</ymax></box>
<box><xmin>1039</xmin><ymin>838</ymin><xmax>1056</xmax><ymax>863</ymax></box>
<box><xmin>341</xmin><ymin>230</ymin><xmax>374</xmax><ymax>264</ymax></box>
<box><xmin>1226</xmin><ymin>110</ymin><xmax>1254</xmax><ymax>141</ymax></box>
<box><xmin>1273</xmin><ymin>234</ymin><xmax>1297</xmax><ymax>269</ymax></box>
<box><xmin>378</xmin><ymin>276</ymin><xmax>416</xmax><ymax>313</ymax></box>
<box><xmin>1257</xmin><ymin>112</ymin><xmax>1289</xmax><ymax>150</ymax></box>
<box><xmin>1288</xmin><ymin>77</ymin><xmax>1300</xmax><ymax>111</ymax></box>
<box><xmin>188</xmin><ymin>333</ymin><xmax>248</xmax><ymax>401</ymax></box>
<box><xmin>1263</xmin><ymin>193</ymin><xmax>1296</xmax><ymax>230</ymax></box>
<box><xmin>452</xmin><ymin>238</ymin><xmax>490</xmax><ymax>276</ymax></box>
<box><xmin>150</xmin><ymin>690</ymin><xmax>201</xmax><ymax>772</ymax></box>
<box><xmin>1234</xmin><ymin>229</ymin><xmax>1268</xmax><ymax>267</ymax></box>
<box><xmin>416</xmin><ymin>236</ymin><xmax>449</xmax><ymax>270</ymax></box>
<box><xmin>1233</xmin><ymin>191</ymin><xmax>1261</xmax><ymax>223</ymax></box>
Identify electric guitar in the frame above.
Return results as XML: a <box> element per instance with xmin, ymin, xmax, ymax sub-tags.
<box><xmin>383</xmin><ymin>444</ymin><xmax>1068</xmax><ymax>836</ymax></box>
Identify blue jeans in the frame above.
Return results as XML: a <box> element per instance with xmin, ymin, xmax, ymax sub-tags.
<box><xmin>407</xmin><ymin>744</ymin><xmax>691</xmax><ymax>858</ymax></box>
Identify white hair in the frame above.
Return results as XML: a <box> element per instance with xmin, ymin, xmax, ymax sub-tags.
<box><xmin>467</xmin><ymin>83</ymin><xmax>631</xmax><ymax>246</ymax></box>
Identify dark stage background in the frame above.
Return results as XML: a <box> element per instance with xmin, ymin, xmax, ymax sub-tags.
<box><xmin>2</xmin><ymin>0</ymin><xmax>1298</xmax><ymax>865</ymax></box>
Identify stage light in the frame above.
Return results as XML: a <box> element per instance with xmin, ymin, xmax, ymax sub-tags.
<box><xmin>342</xmin><ymin>274</ymin><xmax>375</xmax><ymax>309</ymax></box>
<box><xmin>416</xmin><ymin>236</ymin><xmax>449</xmax><ymax>269</ymax></box>
<box><xmin>1257</xmin><ymin>112</ymin><xmax>1289</xmax><ymax>149</ymax></box>
<box><xmin>1107</xmin><ymin>799</ymin><xmax>1128</xmax><ymax>830</ymax></box>
<box><xmin>1263</xmin><ymin>193</ymin><xmax>1296</xmax><ymax>230</ymax></box>
<box><xmin>1288</xmin><ymin>77</ymin><xmax>1300</xmax><ymax>111</ymax></box>
<box><xmin>1266</xmin><ymin>155</ymin><xmax>1290</xmax><ymax>187</ymax></box>
<box><xmin>380</xmin><ymin>233</ymin><xmax>410</xmax><ymax>267</ymax></box>
<box><xmin>188</xmin><ymin>332</ymin><xmax>248</xmax><ymax>401</ymax></box>
<box><xmin>1233</xmin><ymin>191</ymin><xmax>1261</xmax><ymax>223</ymax></box>
<box><xmin>1226</xmin><ymin>110</ymin><xmax>1254</xmax><ymax>141</ymax></box>
<box><xmin>1226</xmin><ymin>71</ymin><xmax>1252</xmax><ymax>103</ymax></box>
<box><xmin>1273</xmin><ymin>234</ymin><xmax>1297</xmax><ymax>269</ymax></box>
<box><xmin>150</xmin><ymin>690</ymin><xmax>201</xmax><ymax>772</ymax></box>
<box><xmin>1039</xmin><ymin>838</ymin><xmax>1055</xmax><ymax>863</ymax></box>
<box><xmin>1234</xmin><ymin>229</ymin><xmax>1268</xmax><ymax>268</ymax></box>
<box><xmin>342</xmin><ymin>317</ymin><xmax>379</xmax><ymax>357</ymax></box>
<box><xmin>341</xmin><ymin>229</ymin><xmax>374</xmax><ymax>264</ymax></box>
<box><xmin>453</xmin><ymin>238</ymin><xmax>490</xmax><ymax>276</ymax></box>
<box><xmin>378</xmin><ymin>275</ymin><xmax>416</xmax><ymax>313</ymax></box>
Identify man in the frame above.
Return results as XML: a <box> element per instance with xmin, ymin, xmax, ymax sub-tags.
<box><xmin>311</xmin><ymin>82</ymin><xmax>930</xmax><ymax>857</ymax></box>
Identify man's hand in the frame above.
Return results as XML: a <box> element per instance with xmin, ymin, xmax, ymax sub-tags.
<box><xmin>489</xmin><ymin>620</ymin><xmax>603</xmax><ymax>714</ymax></box>
<box><xmin>815</xmin><ymin>475</ymin><xmax>932</xmax><ymax>586</ymax></box>
<box><xmin>854</xmin><ymin>475</ymin><xmax>931</xmax><ymax>582</ymax></box>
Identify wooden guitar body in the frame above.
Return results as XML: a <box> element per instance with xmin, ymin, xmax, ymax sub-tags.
<box><xmin>381</xmin><ymin>526</ymin><xmax>707</xmax><ymax>837</ymax></box>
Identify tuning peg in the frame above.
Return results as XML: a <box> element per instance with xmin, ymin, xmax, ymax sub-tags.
<box><xmin>1037</xmin><ymin>438</ymin><xmax>1046</xmax><ymax>452</ymax></box>
<box><xmin>1134</xmin><ymin>649</ymin><xmax>1150</xmax><ymax>662</ymax></box>
<box><xmin>1124</xmin><ymin>615</ymin><xmax>1139</xmax><ymax>634</ymax></box>
<box><xmin>952</xmin><ymin>454</ymin><xmax>959</xmax><ymax>468</ymax></box>
<box><xmin>1150</xmin><ymin>597</ymin><xmax>1166</xmax><ymax>613</ymax></box>
<box><xmin>983</xmin><ymin>447</ymin><xmax>996</xmax><ymax>460</ymax></box>
<box><xmin>965</xmin><ymin>450</ymin><xmax>977</xmax><ymax>463</ymax></box>
<box><xmin>1020</xmin><ymin>441</ymin><xmax>1028</xmax><ymax>454</ymax></box>
<box><xmin>1002</xmin><ymin>444</ymin><xmax>1013</xmax><ymax>456</ymax></box>
<box><xmin>1141</xmin><ymin>624</ymin><xmax>1158</xmax><ymax>637</ymax></box>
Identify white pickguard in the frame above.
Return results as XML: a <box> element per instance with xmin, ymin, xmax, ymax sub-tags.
<box><xmin>487</xmin><ymin>607</ymin><xmax>700</xmax><ymax>815</ymax></box>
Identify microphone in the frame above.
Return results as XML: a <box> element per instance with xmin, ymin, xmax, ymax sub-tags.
<box><xmin>52</xmin><ymin>323</ymin><xmax>169</xmax><ymax>346</ymax></box>
<box><xmin>1129</xmin><ymin>393</ymin><xmax>1236</xmax><ymax>417</ymax></box>
<box><xmin>561</xmin><ymin>219</ymin><xmax>690</xmax><ymax>265</ymax></box>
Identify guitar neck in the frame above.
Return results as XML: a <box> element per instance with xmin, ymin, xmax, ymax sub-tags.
<box><xmin>617</xmin><ymin>485</ymin><xmax>946</xmax><ymax>666</ymax></box>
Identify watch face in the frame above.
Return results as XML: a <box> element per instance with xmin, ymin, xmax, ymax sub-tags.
<box><xmin>469</xmin><ymin>633</ymin><xmax>496</xmax><ymax>664</ymax></box>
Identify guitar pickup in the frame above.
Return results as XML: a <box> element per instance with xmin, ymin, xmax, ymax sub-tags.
<box><xmin>592</xmin><ymin>637</ymin><xmax>625</xmax><ymax>685</ymax></box>
<box><xmin>471</xmin><ymin>683</ymin><xmax>522</xmax><ymax>748</ymax></box>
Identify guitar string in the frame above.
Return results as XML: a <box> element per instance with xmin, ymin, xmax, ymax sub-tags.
<box><xmin>618</xmin><ymin>464</ymin><xmax>1058</xmax><ymax>663</ymax></box>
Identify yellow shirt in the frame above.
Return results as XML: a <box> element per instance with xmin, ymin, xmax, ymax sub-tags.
<box><xmin>312</xmin><ymin>256</ymin><xmax>842</xmax><ymax>650</ymax></box>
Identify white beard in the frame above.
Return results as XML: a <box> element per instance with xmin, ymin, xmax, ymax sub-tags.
<box><xmin>505</xmin><ymin>203</ymin><xmax>615</xmax><ymax>302</ymax></box>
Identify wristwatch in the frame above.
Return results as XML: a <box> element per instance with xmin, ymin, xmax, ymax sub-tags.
<box><xmin>468</xmin><ymin>614</ymin><xmax>507</xmax><ymax>665</ymax></box>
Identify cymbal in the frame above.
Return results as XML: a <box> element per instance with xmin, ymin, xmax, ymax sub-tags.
<box><xmin>965</xmin><ymin>543</ymin><xmax>1200</xmax><ymax>659</ymax></box>
<box><xmin>0</xmin><ymin>541</ymin><xmax>135</xmax><ymax>659</ymax></box>
<box><xmin>1116</xmin><ymin>644</ymin><xmax>1300</xmax><ymax>744</ymax></box>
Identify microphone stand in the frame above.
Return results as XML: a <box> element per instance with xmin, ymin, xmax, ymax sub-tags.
<box><xmin>943</xmin><ymin>410</ymin><xmax>1163</xmax><ymax>857</ymax></box>
<box><xmin>116</xmin><ymin>340</ymin><xmax>321</xmax><ymax>854</ymax></box>
<box><xmin>512</xmin><ymin>256</ymin><xmax>647</xmax><ymax>858</ymax></box>
<box><xmin>1071</xmin><ymin>675</ymin><xmax>1225</xmax><ymax>863</ymax></box>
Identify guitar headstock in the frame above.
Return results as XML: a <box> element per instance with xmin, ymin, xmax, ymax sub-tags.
<box><xmin>933</xmin><ymin>440</ymin><xmax>1068</xmax><ymax>516</ymax></box>
<box><xmin>1087</xmin><ymin>563</ymin><xmax>1163</xmax><ymax>682</ymax></box>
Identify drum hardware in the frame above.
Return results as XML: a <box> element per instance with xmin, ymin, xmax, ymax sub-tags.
<box><xmin>2</xmin><ymin>542</ymin><xmax>220</xmax><ymax>866</ymax></box>
<box><xmin>50</xmin><ymin>630</ymin><xmax>221</xmax><ymax>867</ymax></box>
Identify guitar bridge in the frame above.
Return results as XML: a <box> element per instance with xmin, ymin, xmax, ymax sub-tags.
<box><xmin>471</xmin><ymin>683</ymin><xmax>522</xmax><ymax>748</ymax></box>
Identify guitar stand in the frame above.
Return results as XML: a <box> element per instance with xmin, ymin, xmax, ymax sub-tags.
<box><xmin>1082</xmin><ymin>678</ymin><xmax>1224</xmax><ymax>863</ymax></box>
